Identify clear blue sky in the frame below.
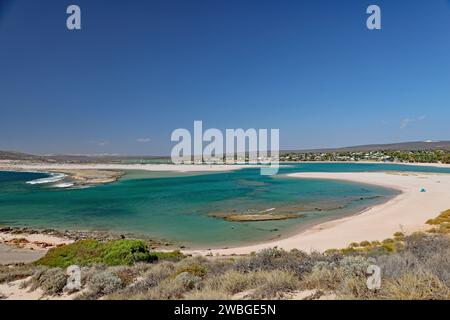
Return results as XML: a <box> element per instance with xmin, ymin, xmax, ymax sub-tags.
<box><xmin>1</xmin><ymin>0</ymin><xmax>449</xmax><ymax>155</ymax></box>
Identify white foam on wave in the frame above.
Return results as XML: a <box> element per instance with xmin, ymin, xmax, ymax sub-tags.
<box><xmin>259</xmin><ymin>208</ymin><xmax>276</xmax><ymax>213</ymax></box>
<box><xmin>54</xmin><ymin>182</ymin><xmax>74</xmax><ymax>188</ymax></box>
<box><xmin>26</xmin><ymin>173</ymin><xmax>67</xmax><ymax>185</ymax></box>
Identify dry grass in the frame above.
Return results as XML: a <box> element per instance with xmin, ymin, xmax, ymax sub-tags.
<box><xmin>204</xmin><ymin>270</ymin><xmax>264</xmax><ymax>295</ymax></box>
<box><xmin>2</xmin><ymin>211</ymin><xmax>450</xmax><ymax>300</ymax></box>
<box><xmin>426</xmin><ymin>209</ymin><xmax>450</xmax><ymax>234</ymax></box>
<box><xmin>25</xmin><ymin>267</ymin><xmax>67</xmax><ymax>296</ymax></box>
<box><xmin>250</xmin><ymin>270</ymin><xmax>300</xmax><ymax>299</ymax></box>
<box><xmin>378</xmin><ymin>271</ymin><xmax>450</xmax><ymax>300</ymax></box>
<box><xmin>301</xmin><ymin>265</ymin><xmax>344</xmax><ymax>291</ymax></box>
<box><xmin>0</xmin><ymin>264</ymin><xmax>43</xmax><ymax>284</ymax></box>
<box><xmin>184</xmin><ymin>288</ymin><xmax>231</xmax><ymax>300</ymax></box>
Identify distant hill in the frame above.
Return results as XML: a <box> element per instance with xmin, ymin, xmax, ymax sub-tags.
<box><xmin>0</xmin><ymin>150</ymin><xmax>47</xmax><ymax>161</ymax></box>
<box><xmin>0</xmin><ymin>150</ymin><xmax>169</xmax><ymax>163</ymax></box>
<box><xmin>1</xmin><ymin>140</ymin><xmax>449</xmax><ymax>162</ymax></box>
<box><xmin>45</xmin><ymin>154</ymin><xmax>169</xmax><ymax>163</ymax></box>
<box><xmin>283</xmin><ymin>141</ymin><xmax>450</xmax><ymax>153</ymax></box>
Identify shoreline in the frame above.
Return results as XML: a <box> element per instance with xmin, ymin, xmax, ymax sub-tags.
<box><xmin>190</xmin><ymin>187</ymin><xmax>400</xmax><ymax>251</ymax></box>
<box><xmin>1</xmin><ymin>160</ymin><xmax>449</xmax><ymax>174</ymax></box>
<box><xmin>0</xmin><ymin>163</ymin><xmax>261</xmax><ymax>188</ymax></box>
<box><xmin>1</xmin><ymin>163</ymin><xmax>449</xmax><ymax>262</ymax></box>
<box><xmin>186</xmin><ymin>171</ymin><xmax>450</xmax><ymax>255</ymax></box>
<box><xmin>279</xmin><ymin>160</ymin><xmax>450</xmax><ymax>168</ymax></box>
<box><xmin>4</xmin><ymin>171</ymin><xmax>447</xmax><ymax>259</ymax></box>
<box><xmin>0</xmin><ymin>162</ymin><xmax>258</xmax><ymax>173</ymax></box>
<box><xmin>0</xmin><ymin>226</ymin><xmax>169</xmax><ymax>265</ymax></box>
<box><xmin>0</xmin><ymin>162</ymin><xmax>258</xmax><ymax>189</ymax></box>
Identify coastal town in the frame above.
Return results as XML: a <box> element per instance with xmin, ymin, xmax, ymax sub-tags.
<box><xmin>279</xmin><ymin>149</ymin><xmax>450</xmax><ymax>164</ymax></box>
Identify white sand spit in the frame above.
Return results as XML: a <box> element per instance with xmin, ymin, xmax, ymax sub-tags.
<box><xmin>187</xmin><ymin>172</ymin><xmax>450</xmax><ymax>255</ymax></box>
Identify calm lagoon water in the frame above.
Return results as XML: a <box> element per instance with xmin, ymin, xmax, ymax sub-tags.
<box><xmin>1</xmin><ymin>163</ymin><xmax>450</xmax><ymax>247</ymax></box>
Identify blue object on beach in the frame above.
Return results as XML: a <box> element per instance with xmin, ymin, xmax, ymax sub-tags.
<box><xmin>420</xmin><ymin>188</ymin><xmax>426</xmax><ymax>192</ymax></box>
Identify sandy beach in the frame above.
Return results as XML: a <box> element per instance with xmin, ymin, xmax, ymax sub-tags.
<box><xmin>0</xmin><ymin>162</ymin><xmax>260</xmax><ymax>188</ymax></box>
<box><xmin>1</xmin><ymin>164</ymin><xmax>449</xmax><ymax>261</ymax></box>
<box><xmin>188</xmin><ymin>171</ymin><xmax>450</xmax><ymax>255</ymax></box>
<box><xmin>2</xmin><ymin>160</ymin><xmax>448</xmax><ymax>174</ymax></box>
<box><xmin>0</xmin><ymin>244</ymin><xmax>46</xmax><ymax>265</ymax></box>
<box><xmin>0</xmin><ymin>232</ymin><xmax>73</xmax><ymax>265</ymax></box>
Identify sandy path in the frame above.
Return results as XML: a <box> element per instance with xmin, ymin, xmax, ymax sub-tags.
<box><xmin>187</xmin><ymin>171</ymin><xmax>450</xmax><ymax>255</ymax></box>
<box><xmin>0</xmin><ymin>233</ymin><xmax>73</xmax><ymax>265</ymax></box>
<box><xmin>0</xmin><ymin>244</ymin><xmax>46</xmax><ymax>265</ymax></box>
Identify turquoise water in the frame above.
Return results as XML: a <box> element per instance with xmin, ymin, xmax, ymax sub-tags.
<box><xmin>1</xmin><ymin>163</ymin><xmax>449</xmax><ymax>247</ymax></box>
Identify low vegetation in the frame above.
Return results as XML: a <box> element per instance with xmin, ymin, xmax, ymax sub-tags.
<box><xmin>1</xmin><ymin>210</ymin><xmax>450</xmax><ymax>300</ymax></box>
<box><xmin>426</xmin><ymin>209</ymin><xmax>450</xmax><ymax>234</ymax></box>
<box><xmin>35</xmin><ymin>239</ymin><xmax>183</xmax><ymax>268</ymax></box>
<box><xmin>280</xmin><ymin>149</ymin><xmax>450</xmax><ymax>164</ymax></box>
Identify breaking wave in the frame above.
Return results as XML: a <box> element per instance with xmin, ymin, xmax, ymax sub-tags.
<box><xmin>54</xmin><ymin>182</ymin><xmax>74</xmax><ymax>188</ymax></box>
<box><xmin>26</xmin><ymin>173</ymin><xmax>66</xmax><ymax>185</ymax></box>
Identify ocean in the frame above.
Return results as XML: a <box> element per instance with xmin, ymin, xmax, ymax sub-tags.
<box><xmin>1</xmin><ymin>163</ymin><xmax>449</xmax><ymax>247</ymax></box>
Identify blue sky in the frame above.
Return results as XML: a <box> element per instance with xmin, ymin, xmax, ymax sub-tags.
<box><xmin>0</xmin><ymin>0</ymin><xmax>449</xmax><ymax>155</ymax></box>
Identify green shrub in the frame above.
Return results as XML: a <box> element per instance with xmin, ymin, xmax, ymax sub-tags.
<box><xmin>80</xmin><ymin>264</ymin><xmax>107</xmax><ymax>287</ymax></box>
<box><xmin>139</xmin><ymin>261</ymin><xmax>175</xmax><ymax>287</ymax></box>
<box><xmin>339</xmin><ymin>256</ymin><xmax>375</xmax><ymax>277</ymax></box>
<box><xmin>359</xmin><ymin>241</ymin><xmax>371</xmax><ymax>247</ymax></box>
<box><xmin>152</xmin><ymin>250</ymin><xmax>184</xmax><ymax>261</ymax></box>
<box><xmin>233</xmin><ymin>248</ymin><xmax>314</xmax><ymax>278</ymax></box>
<box><xmin>102</xmin><ymin>240</ymin><xmax>154</xmax><ymax>266</ymax></box>
<box><xmin>379</xmin><ymin>238</ymin><xmax>397</xmax><ymax>252</ymax></box>
<box><xmin>376</xmin><ymin>252</ymin><xmax>419</xmax><ymax>279</ymax></box>
<box><xmin>337</xmin><ymin>274</ymin><xmax>376</xmax><ymax>299</ymax></box>
<box><xmin>342</xmin><ymin>247</ymin><xmax>360</xmax><ymax>255</ymax></box>
<box><xmin>423</xmin><ymin>249</ymin><xmax>450</xmax><ymax>286</ymax></box>
<box><xmin>426</xmin><ymin>210</ymin><xmax>450</xmax><ymax>225</ymax></box>
<box><xmin>0</xmin><ymin>265</ymin><xmax>43</xmax><ymax>284</ymax></box>
<box><xmin>87</xmin><ymin>271</ymin><xmax>123</xmax><ymax>297</ymax></box>
<box><xmin>301</xmin><ymin>265</ymin><xmax>343</xmax><ymax>291</ymax></box>
<box><xmin>144</xmin><ymin>278</ymin><xmax>189</xmax><ymax>299</ymax></box>
<box><xmin>35</xmin><ymin>239</ymin><xmax>158</xmax><ymax>267</ymax></box>
<box><xmin>28</xmin><ymin>268</ymin><xmax>67</xmax><ymax>296</ymax></box>
<box><xmin>117</xmin><ymin>261</ymin><xmax>175</xmax><ymax>296</ymax></box>
<box><xmin>175</xmin><ymin>264</ymin><xmax>208</xmax><ymax>278</ymax></box>
<box><xmin>36</xmin><ymin>240</ymin><xmax>103</xmax><ymax>267</ymax></box>
<box><xmin>381</xmin><ymin>243</ymin><xmax>396</xmax><ymax>252</ymax></box>
<box><xmin>250</xmin><ymin>270</ymin><xmax>300</xmax><ymax>299</ymax></box>
<box><xmin>324</xmin><ymin>248</ymin><xmax>340</xmax><ymax>255</ymax></box>
<box><xmin>174</xmin><ymin>272</ymin><xmax>202</xmax><ymax>290</ymax></box>
<box><xmin>110</xmin><ymin>266</ymin><xmax>138</xmax><ymax>287</ymax></box>
<box><xmin>202</xmin><ymin>258</ymin><xmax>234</xmax><ymax>276</ymax></box>
<box><xmin>204</xmin><ymin>270</ymin><xmax>265</xmax><ymax>295</ymax></box>
<box><xmin>404</xmin><ymin>233</ymin><xmax>450</xmax><ymax>261</ymax></box>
